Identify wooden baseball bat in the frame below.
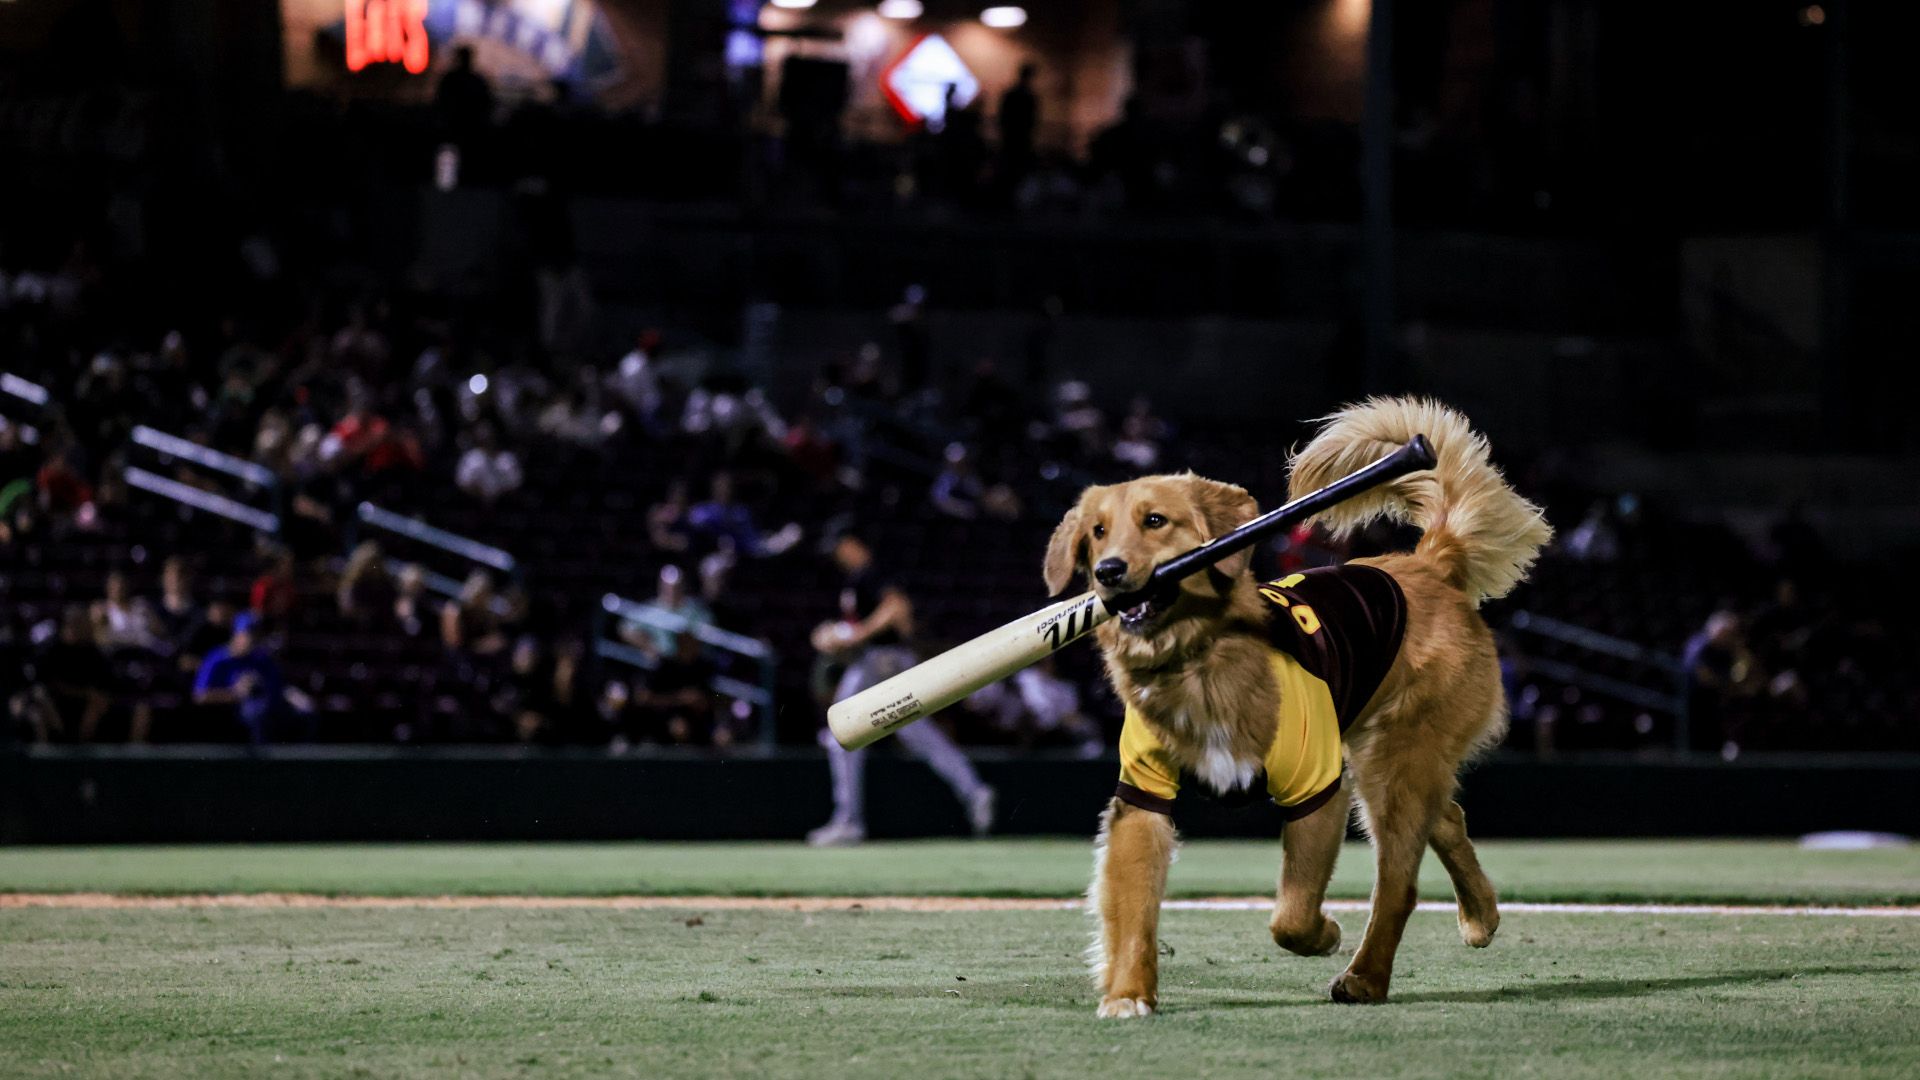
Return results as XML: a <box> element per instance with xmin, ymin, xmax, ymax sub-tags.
<box><xmin>827</xmin><ymin>435</ymin><xmax>1436</xmax><ymax>750</ymax></box>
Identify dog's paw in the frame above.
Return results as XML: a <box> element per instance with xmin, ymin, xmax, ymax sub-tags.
<box><xmin>1327</xmin><ymin>969</ymin><xmax>1389</xmax><ymax>1004</ymax></box>
<box><xmin>1459</xmin><ymin>909</ymin><xmax>1498</xmax><ymax>948</ymax></box>
<box><xmin>1272</xmin><ymin>915</ymin><xmax>1342</xmax><ymax>957</ymax></box>
<box><xmin>1096</xmin><ymin>996</ymin><xmax>1156</xmax><ymax>1018</ymax></box>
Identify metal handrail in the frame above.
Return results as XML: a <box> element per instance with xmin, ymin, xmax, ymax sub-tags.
<box><xmin>1509</xmin><ymin>610</ymin><xmax>1683</xmax><ymax>673</ymax></box>
<box><xmin>600</xmin><ymin>594</ymin><xmax>771</xmax><ymax>659</ymax></box>
<box><xmin>1508</xmin><ymin>608</ymin><xmax>1691</xmax><ymax>749</ymax></box>
<box><xmin>1</xmin><ymin>372</ymin><xmax>49</xmax><ymax>407</ymax></box>
<box><xmin>125</xmin><ymin>466</ymin><xmax>281</xmax><ymax>533</ymax></box>
<box><xmin>596</xmin><ymin>593</ymin><xmax>780</xmax><ymax>748</ymax></box>
<box><xmin>592</xmin><ymin>638</ymin><xmax>774</xmax><ymax>708</ymax></box>
<box><xmin>132</xmin><ymin>426</ymin><xmax>277</xmax><ymax>488</ymax></box>
<box><xmin>357</xmin><ymin>503</ymin><xmax>517</xmax><ymax>573</ymax></box>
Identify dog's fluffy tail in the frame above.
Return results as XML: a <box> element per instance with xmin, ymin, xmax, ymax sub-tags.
<box><xmin>1288</xmin><ymin>397</ymin><xmax>1552</xmax><ymax>606</ymax></box>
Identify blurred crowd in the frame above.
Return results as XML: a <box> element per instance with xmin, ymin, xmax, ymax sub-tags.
<box><xmin>0</xmin><ymin>227</ymin><xmax>1197</xmax><ymax>751</ymax></box>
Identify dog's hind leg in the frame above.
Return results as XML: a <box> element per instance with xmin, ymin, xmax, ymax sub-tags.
<box><xmin>1428</xmin><ymin>800</ymin><xmax>1499</xmax><ymax>947</ymax></box>
<box><xmin>1270</xmin><ymin>783</ymin><xmax>1349</xmax><ymax>957</ymax></box>
<box><xmin>1089</xmin><ymin>799</ymin><xmax>1177</xmax><ymax>1018</ymax></box>
<box><xmin>1328</xmin><ymin>749</ymin><xmax>1449</xmax><ymax>1004</ymax></box>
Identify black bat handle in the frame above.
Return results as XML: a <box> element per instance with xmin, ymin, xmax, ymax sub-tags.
<box><xmin>1110</xmin><ymin>434</ymin><xmax>1435</xmax><ymax>611</ymax></box>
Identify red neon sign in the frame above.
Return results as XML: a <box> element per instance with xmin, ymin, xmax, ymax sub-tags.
<box><xmin>345</xmin><ymin>0</ymin><xmax>431</xmax><ymax>74</ymax></box>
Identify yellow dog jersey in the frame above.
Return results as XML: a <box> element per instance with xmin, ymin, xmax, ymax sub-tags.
<box><xmin>1115</xmin><ymin>564</ymin><xmax>1407</xmax><ymax>820</ymax></box>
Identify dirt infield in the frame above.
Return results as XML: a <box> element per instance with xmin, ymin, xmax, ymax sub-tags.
<box><xmin>5</xmin><ymin>893</ymin><xmax>1920</xmax><ymax>916</ymax></box>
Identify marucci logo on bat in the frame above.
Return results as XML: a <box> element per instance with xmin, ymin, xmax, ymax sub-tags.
<box><xmin>868</xmin><ymin>692</ymin><xmax>924</xmax><ymax>728</ymax></box>
<box><xmin>1037</xmin><ymin>596</ymin><xmax>1100</xmax><ymax>651</ymax></box>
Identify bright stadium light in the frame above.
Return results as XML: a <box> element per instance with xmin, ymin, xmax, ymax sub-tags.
<box><xmin>980</xmin><ymin>5</ymin><xmax>1026</xmax><ymax>27</ymax></box>
<box><xmin>878</xmin><ymin>0</ymin><xmax>923</xmax><ymax>17</ymax></box>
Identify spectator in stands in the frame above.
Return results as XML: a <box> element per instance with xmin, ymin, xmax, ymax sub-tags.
<box><xmin>0</xmin><ymin>417</ymin><xmax>36</xmax><ymax>486</ymax></box>
<box><xmin>329</xmin><ymin>303</ymin><xmax>392</xmax><ymax>379</ymax></box>
<box><xmin>454</xmin><ymin>421</ymin><xmax>523</xmax><ymax>504</ymax></box>
<box><xmin>647</xmin><ymin>479</ymin><xmax>694</xmax><ymax>554</ymax></box>
<box><xmin>698</xmin><ymin>544</ymin><xmax>744</xmax><ymax>632</ymax></box>
<box><xmin>0</xmin><ymin>482</ymin><xmax>37</xmax><ymax>547</ymax></box>
<box><xmin>782</xmin><ymin>413</ymin><xmax>840</xmax><ymax>491</ymax></box>
<box><xmin>154</xmin><ymin>557</ymin><xmax>204</xmax><ymax>650</ymax></box>
<box><xmin>337</xmin><ymin>541</ymin><xmax>398</xmax><ymax>630</ymax></box>
<box><xmin>498</xmin><ymin>635</ymin><xmax>554</xmax><ymax>744</ymax></box>
<box><xmin>37</xmin><ymin>606</ymin><xmax>113</xmax><ymax>742</ymax></box>
<box><xmin>929</xmin><ymin>445</ymin><xmax>1019</xmax><ymax>521</ymax></box>
<box><xmin>1052</xmin><ymin>380</ymin><xmax>1107</xmax><ymax>461</ymax></box>
<box><xmin>498</xmin><ymin>635</ymin><xmax>586</xmax><ymax>744</ymax></box>
<box><xmin>179</xmin><ymin>602</ymin><xmax>236</xmax><ymax>678</ymax></box>
<box><xmin>436</xmin><ymin>46</ymin><xmax>495</xmax><ymax>151</ymax></box>
<box><xmin>1112</xmin><ymin>395</ymin><xmax>1168</xmax><ymax>470</ymax></box>
<box><xmin>546</xmin><ymin>637</ymin><xmax>587</xmax><ymax>741</ymax></box>
<box><xmin>253</xmin><ymin>408</ymin><xmax>296</xmax><ymax>476</ymax></box>
<box><xmin>632</xmin><ymin>631</ymin><xmax>717</xmax><ymax>745</ymax></box>
<box><xmin>192</xmin><ymin>612</ymin><xmax>293</xmax><ymax>744</ymax></box>
<box><xmin>537</xmin><ymin>384</ymin><xmax>613</xmax><ymax>448</ymax></box>
<box><xmin>619</xmin><ymin>565</ymin><xmax>711</xmax><ymax>657</ymax></box>
<box><xmin>36</xmin><ymin>444</ymin><xmax>93</xmax><ymax>515</ymax></box>
<box><xmin>609</xmin><ymin>330</ymin><xmax>664</xmax><ymax>432</ymax></box>
<box><xmin>998</xmin><ymin>63</ymin><xmax>1040</xmax><ymax>183</ymax></box>
<box><xmin>930</xmin><ymin>443</ymin><xmax>986</xmax><ymax>520</ymax></box>
<box><xmin>441</xmin><ymin>569</ymin><xmax>511</xmax><ymax>657</ymax></box>
<box><xmin>1563</xmin><ymin>499</ymin><xmax>1621</xmax><ymax>563</ymax></box>
<box><xmin>689</xmin><ymin>471</ymin><xmax>802</xmax><ymax>557</ymax></box>
<box><xmin>249</xmin><ymin>547</ymin><xmax>298</xmax><ymax>628</ymax></box>
<box><xmin>91</xmin><ymin>570</ymin><xmax>163</xmax><ymax>654</ymax></box>
<box><xmin>1683</xmin><ymin>610</ymin><xmax>1762</xmax><ymax>755</ymax></box>
<box><xmin>393</xmin><ymin>564</ymin><xmax>431</xmax><ymax>638</ymax></box>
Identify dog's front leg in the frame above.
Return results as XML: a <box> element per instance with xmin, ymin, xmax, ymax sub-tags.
<box><xmin>1088</xmin><ymin>798</ymin><xmax>1176</xmax><ymax>1018</ymax></box>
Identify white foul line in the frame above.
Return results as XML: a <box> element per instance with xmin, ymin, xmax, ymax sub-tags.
<box><xmin>1164</xmin><ymin>899</ymin><xmax>1920</xmax><ymax>918</ymax></box>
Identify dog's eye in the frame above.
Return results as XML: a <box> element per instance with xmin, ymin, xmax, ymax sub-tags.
<box><xmin>1092</xmin><ymin>524</ymin><xmax>1106</xmax><ymax>540</ymax></box>
<box><xmin>1142</xmin><ymin>513</ymin><xmax>1167</xmax><ymax>530</ymax></box>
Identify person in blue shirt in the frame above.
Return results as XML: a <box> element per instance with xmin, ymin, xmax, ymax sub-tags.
<box><xmin>192</xmin><ymin>612</ymin><xmax>287</xmax><ymax>744</ymax></box>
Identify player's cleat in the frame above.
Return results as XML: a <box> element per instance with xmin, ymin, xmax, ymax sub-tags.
<box><xmin>806</xmin><ymin>819</ymin><xmax>867</xmax><ymax>847</ymax></box>
<box><xmin>967</xmin><ymin>786</ymin><xmax>997</xmax><ymax>838</ymax></box>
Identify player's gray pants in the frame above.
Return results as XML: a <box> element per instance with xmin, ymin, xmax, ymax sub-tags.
<box><xmin>819</xmin><ymin>645</ymin><xmax>987</xmax><ymax>829</ymax></box>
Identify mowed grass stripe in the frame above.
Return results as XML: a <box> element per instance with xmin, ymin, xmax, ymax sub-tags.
<box><xmin>4</xmin><ymin>894</ymin><xmax>1920</xmax><ymax>916</ymax></box>
<box><xmin>2</xmin><ymin>839</ymin><xmax>1918</xmax><ymax>905</ymax></box>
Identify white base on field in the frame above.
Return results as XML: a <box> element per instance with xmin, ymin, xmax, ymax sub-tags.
<box><xmin>1797</xmin><ymin>831</ymin><xmax>1912</xmax><ymax>850</ymax></box>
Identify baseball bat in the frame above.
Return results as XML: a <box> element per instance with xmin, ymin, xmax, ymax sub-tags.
<box><xmin>827</xmin><ymin>435</ymin><xmax>1437</xmax><ymax>750</ymax></box>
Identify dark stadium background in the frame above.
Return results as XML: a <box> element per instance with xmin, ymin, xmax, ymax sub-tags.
<box><xmin>2</xmin><ymin>0</ymin><xmax>1917</xmax><ymax>842</ymax></box>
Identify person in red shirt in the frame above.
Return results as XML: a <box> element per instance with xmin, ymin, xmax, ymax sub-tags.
<box><xmin>249</xmin><ymin>547</ymin><xmax>298</xmax><ymax>628</ymax></box>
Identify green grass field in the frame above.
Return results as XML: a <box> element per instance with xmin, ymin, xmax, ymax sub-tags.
<box><xmin>3</xmin><ymin>840</ymin><xmax>1917</xmax><ymax>1079</ymax></box>
<box><xmin>4</xmin><ymin>839</ymin><xmax>1920</xmax><ymax>904</ymax></box>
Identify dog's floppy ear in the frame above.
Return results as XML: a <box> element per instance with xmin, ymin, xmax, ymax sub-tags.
<box><xmin>1187</xmin><ymin>476</ymin><xmax>1260</xmax><ymax>580</ymax></box>
<box><xmin>1043</xmin><ymin>495</ymin><xmax>1090</xmax><ymax>596</ymax></box>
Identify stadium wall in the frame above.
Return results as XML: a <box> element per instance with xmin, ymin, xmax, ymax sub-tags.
<box><xmin>4</xmin><ymin>749</ymin><xmax>1918</xmax><ymax>843</ymax></box>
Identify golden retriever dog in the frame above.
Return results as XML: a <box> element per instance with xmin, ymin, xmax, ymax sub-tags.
<box><xmin>1044</xmin><ymin>398</ymin><xmax>1551</xmax><ymax>1015</ymax></box>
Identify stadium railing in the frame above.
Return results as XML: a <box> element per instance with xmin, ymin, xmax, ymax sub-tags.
<box><xmin>354</xmin><ymin>502</ymin><xmax>518</xmax><ymax>577</ymax></box>
<box><xmin>594</xmin><ymin>592</ymin><xmax>779</xmax><ymax>750</ymax></box>
<box><xmin>1507</xmin><ymin>609</ymin><xmax>1691</xmax><ymax>750</ymax></box>
<box><xmin>123</xmin><ymin>424</ymin><xmax>285</xmax><ymax>533</ymax></box>
<box><xmin>1</xmin><ymin>372</ymin><xmax>50</xmax><ymax>446</ymax></box>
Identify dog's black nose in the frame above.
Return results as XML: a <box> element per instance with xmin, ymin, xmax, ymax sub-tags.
<box><xmin>1094</xmin><ymin>558</ymin><xmax>1129</xmax><ymax>587</ymax></box>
